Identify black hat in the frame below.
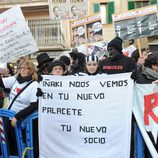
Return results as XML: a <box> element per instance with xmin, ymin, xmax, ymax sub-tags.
<box><xmin>60</xmin><ymin>55</ymin><xmax>70</xmax><ymax>66</ymax></box>
<box><xmin>107</xmin><ymin>37</ymin><xmax>123</xmax><ymax>53</ymax></box>
<box><xmin>69</xmin><ymin>48</ymin><xmax>78</xmax><ymax>57</ymax></box>
<box><xmin>36</xmin><ymin>53</ymin><xmax>54</xmax><ymax>68</ymax></box>
<box><xmin>49</xmin><ymin>60</ymin><xmax>66</xmax><ymax>71</ymax></box>
<box><xmin>85</xmin><ymin>55</ymin><xmax>99</xmax><ymax>63</ymax></box>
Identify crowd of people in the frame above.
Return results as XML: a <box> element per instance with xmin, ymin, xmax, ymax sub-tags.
<box><xmin>0</xmin><ymin>36</ymin><xmax>158</xmax><ymax>157</ymax></box>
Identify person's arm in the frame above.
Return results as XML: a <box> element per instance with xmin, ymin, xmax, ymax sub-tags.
<box><xmin>11</xmin><ymin>101</ymin><xmax>38</xmax><ymax>127</ymax></box>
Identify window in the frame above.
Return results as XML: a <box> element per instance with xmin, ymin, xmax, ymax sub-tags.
<box><xmin>128</xmin><ymin>0</ymin><xmax>150</xmax><ymax>10</ymax></box>
<box><xmin>93</xmin><ymin>2</ymin><xmax>114</xmax><ymax>24</ymax></box>
<box><xmin>100</xmin><ymin>3</ymin><xmax>107</xmax><ymax>24</ymax></box>
<box><xmin>135</xmin><ymin>1</ymin><xmax>149</xmax><ymax>8</ymax></box>
<box><xmin>150</xmin><ymin>0</ymin><xmax>157</xmax><ymax>4</ymax></box>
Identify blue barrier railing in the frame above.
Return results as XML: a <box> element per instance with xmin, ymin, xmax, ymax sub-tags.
<box><xmin>136</xmin><ymin>125</ymin><xmax>143</xmax><ymax>158</ymax></box>
<box><xmin>0</xmin><ymin>109</ymin><xmax>24</xmax><ymax>158</ymax></box>
<box><xmin>20</xmin><ymin>111</ymin><xmax>38</xmax><ymax>158</ymax></box>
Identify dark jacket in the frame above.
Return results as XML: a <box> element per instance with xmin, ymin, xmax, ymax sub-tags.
<box><xmin>136</xmin><ymin>67</ymin><xmax>158</xmax><ymax>84</ymax></box>
<box><xmin>99</xmin><ymin>54</ymin><xmax>136</xmax><ymax>74</ymax></box>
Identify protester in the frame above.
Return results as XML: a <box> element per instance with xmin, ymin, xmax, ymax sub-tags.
<box><xmin>49</xmin><ymin>60</ymin><xmax>66</xmax><ymax>76</ymax></box>
<box><xmin>85</xmin><ymin>55</ymin><xmax>100</xmax><ymax>75</ymax></box>
<box><xmin>135</xmin><ymin>53</ymin><xmax>158</xmax><ymax>158</ymax></box>
<box><xmin>69</xmin><ymin>48</ymin><xmax>86</xmax><ymax>75</ymax></box>
<box><xmin>99</xmin><ymin>37</ymin><xmax>136</xmax><ymax>158</ymax></box>
<box><xmin>36</xmin><ymin>53</ymin><xmax>54</xmax><ymax>74</ymax></box>
<box><xmin>0</xmin><ymin>59</ymin><xmax>39</xmax><ymax>155</ymax></box>
<box><xmin>60</xmin><ymin>55</ymin><xmax>70</xmax><ymax>75</ymax></box>
<box><xmin>0</xmin><ymin>63</ymin><xmax>7</xmax><ymax>108</ymax></box>
<box><xmin>136</xmin><ymin>54</ymin><xmax>158</xmax><ymax>83</ymax></box>
<box><xmin>99</xmin><ymin>37</ymin><xmax>136</xmax><ymax>74</ymax></box>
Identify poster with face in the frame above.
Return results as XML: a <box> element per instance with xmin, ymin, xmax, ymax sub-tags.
<box><xmin>113</xmin><ymin>5</ymin><xmax>158</xmax><ymax>40</ymax></box>
<box><xmin>48</xmin><ymin>0</ymin><xmax>88</xmax><ymax>19</ymax></box>
<box><xmin>86</xmin><ymin>14</ymin><xmax>103</xmax><ymax>43</ymax></box>
<box><xmin>71</xmin><ymin>19</ymin><xmax>86</xmax><ymax>47</ymax></box>
<box><xmin>70</xmin><ymin>0</ymin><xmax>87</xmax><ymax>20</ymax></box>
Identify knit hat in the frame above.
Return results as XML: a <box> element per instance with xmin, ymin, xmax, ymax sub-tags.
<box><xmin>60</xmin><ymin>55</ymin><xmax>70</xmax><ymax>66</ymax></box>
<box><xmin>107</xmin><ymin>37</ymin><xmax>123</xmax><ymax>53</ymax></box>
<box><xmin>85</xmin><ymin>55</ymin><xmax>99</xmax><ymax>63</ymax></box>
<box><xmin>49</xmin><ymin>60</ymin><xmax>66</xmax><ymax>71</ymax></box>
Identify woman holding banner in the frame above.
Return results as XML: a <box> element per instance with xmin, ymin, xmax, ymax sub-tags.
<box><xmin>85</xmin><ymin>55</ymin><xmax>100</xmax><ymax>75</ymax></box>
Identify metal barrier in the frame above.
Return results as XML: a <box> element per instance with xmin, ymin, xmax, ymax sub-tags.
<box><xmin>20</xmin><ymin>111</ymin><xmax>38</xmax><ymax>158</ymax></box>
<box><xmin>0</xmin><ymin>109</ymin><xmax>24</xmax><ymax>158</ymax></box>
<box><xmin>136</xmin><ymin>125</ymin><xmax>143</xmax><ymax>158</ymax></box>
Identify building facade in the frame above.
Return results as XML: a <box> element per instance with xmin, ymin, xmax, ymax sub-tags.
<box><xmin>0</xmin><ymin>0</ymin><xmax>157</xmax><ymax>58</ymax></box>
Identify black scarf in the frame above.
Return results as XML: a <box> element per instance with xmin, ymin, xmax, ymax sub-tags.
<box><xmin>17</xmin><ymin>74</ymin><xmax>32</xmax><ymax>84</ymax></box>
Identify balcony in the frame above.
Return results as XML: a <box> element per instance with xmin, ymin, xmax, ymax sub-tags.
<box><xmin>27</xmin><ymin>18</ymin><xmax>71</xmax><ymax>50</ymax></box>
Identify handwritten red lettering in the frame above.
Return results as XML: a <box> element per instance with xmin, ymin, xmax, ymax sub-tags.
<box><xmin>144</xmin><ymin>93</ymin><xmax>158</xmax><ymax>125</ymax></box>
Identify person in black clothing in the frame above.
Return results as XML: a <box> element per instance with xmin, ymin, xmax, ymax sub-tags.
<box><xmin>49</xmin><ymin>60</ymin><xmax>66</xmax><ymax>76</ymax></box>
<box><xmin>136</xmin><ymin>54</ymin><xmax>158</xmax><ymax>84</ymax></box>
<box><xmin>99</xmin><ymin>37</ymin><xmax>136</xmax><ymax>158</ymax></box>
<box><xmin>59</xmin><ymin>55</ymin><xmax>70</xmax><ymax>75</ymax></box>
<box><xmin>99</xmin><ymin>37</ymin><xmax>136</xmax><ymax>74</ymax></box>
<box><xmin>69</xmin><ymin>48</ymin><xmax>86</xmax><ymax>75</ymax></box>
<box><xmin>36</xmin><ymin>53</ymin><xmax>54</xmax><ymax>75</ymax></box>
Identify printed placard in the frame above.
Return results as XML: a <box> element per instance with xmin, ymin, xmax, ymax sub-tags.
<box><xmin>0</xmin><ymin>5</ymin><xmax>38</xmax><ymax>62</ymax></box>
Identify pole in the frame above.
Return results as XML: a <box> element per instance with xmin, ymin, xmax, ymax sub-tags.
<box><xmin>136</xmin><ymin>39</ymin><xmax>142</xmax><ymax>57</ymax></box>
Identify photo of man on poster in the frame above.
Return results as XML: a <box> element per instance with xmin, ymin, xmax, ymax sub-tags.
<box><xmin>53</xmin><ymin>6</ymin><xmax>61</xmax><ymax>19</ymax></box>
<box><xmin>72</xmin><ymin>26</ymin><xmax>86</xmax><ymax>47</ymax></box>
<box><xmin>71</xmin><ymin>6</ymin><xmax>82</xmax><ymax>19</ymax></box>
<box><xmin>87</xmin><ymin>22</ymin><xmax>103</xmax><ymax>43</ymax></box>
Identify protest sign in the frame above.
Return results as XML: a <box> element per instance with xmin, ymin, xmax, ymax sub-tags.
<box><xmin>39</xmin><ymin>74</ymin><xmax>133</xmax><ymax>158</ymax></box>
<box><xmin>71</xmin><ymin>19</ymin><xmax>86</xmax><ymax>47</ymax></box>
<box><xmin>133</xmin><ymin>84</ymin><xmax>158</xmax><ymax>158</ymax></box>
<box><xmin>113</xmin><ymin>5</ymin><xmax>158</xmax><ymax>40</ymax></box>
<box><xmin>0</xmin><ymin>5</ymin><xmax>38</xmax><ymax>62</ymax></box>
<box><xmin>86</xmin><ymin>14</ymin><xmax>103</xmax><ymax>43</ymax></box>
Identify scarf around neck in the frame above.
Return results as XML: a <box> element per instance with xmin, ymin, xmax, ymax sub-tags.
<box><xmin>142</xmin><ymin>67</ymin><xmax>158</xmax><ymax>80</ymax></box>
<box><xmin>17</xmin><ymin>74</ymin><xmax>32</xmax><ymax>84</ymax></box>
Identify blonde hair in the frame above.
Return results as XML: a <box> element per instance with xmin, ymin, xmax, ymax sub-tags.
<box><xmin>17</xmin><ymin>59</ymin><xmax>38</xmax><ymax>81</ymax></box>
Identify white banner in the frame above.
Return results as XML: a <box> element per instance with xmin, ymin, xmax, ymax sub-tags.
<box><xmin>133</xmin><ymin>84</ymin><xmax>158</xmax><ymax>158</ymax></box>
<box><xmin>39</xmin><ymin>73</ymin><xmax>133</xmax><ymax>158</ymax></box>
<box><xmin>0</xmin><ymin>5</ymin><xmax>38</xmax><ymax>62</ymax></box>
